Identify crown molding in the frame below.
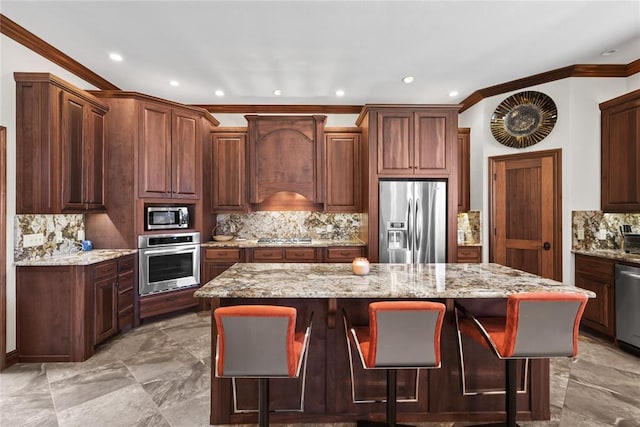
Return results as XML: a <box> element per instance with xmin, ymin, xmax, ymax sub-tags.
<box><xmin>0</xmin><ymin>13</ymin><xmax>119</xmax><ymax>90</ymax></box>
<box><xmin>192</xmin><ymin>104</ymin><xmax>362</xmax><ymax>114</ymax></box>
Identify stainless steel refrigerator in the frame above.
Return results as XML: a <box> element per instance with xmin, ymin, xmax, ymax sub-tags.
<box><xmin>378</xmin><ymin>180</ymin><xmax>447</xmax><ymax>263</ymax></box>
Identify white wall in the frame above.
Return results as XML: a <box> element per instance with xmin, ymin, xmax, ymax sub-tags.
<box><xmin>459</xmin><ymin>76</ymin><xmax>636</xmax><ymax>284</ymax></box>
<box><xmin>0</xmin><ymin>35</ymin><xmax>98</xmax><ymax>353</ymax></box>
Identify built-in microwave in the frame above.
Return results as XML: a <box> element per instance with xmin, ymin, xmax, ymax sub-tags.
<box><xmin>146</xmin><ymin>206</ymin><xmax>189</xmax><ymax>230</ymax></box>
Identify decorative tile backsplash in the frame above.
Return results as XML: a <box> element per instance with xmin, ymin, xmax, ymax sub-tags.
<box><xmin>14</xmin><ymin>214</ymin><xmax>85</xmax><ymax>261</ymax></box>
<box><xmin>214</xmin><ymin>212</ymin><xmax>362</xmax><ymax>240</ymax></box>
<box><xmin>572</xmin><ymin>211</ymin><xmax>640</xmax><ymax>251</ymax></box>
<box><xmin>457</xmin><ymin>211</ymin><xmax>481</xmax><ymax>244</ymax></box>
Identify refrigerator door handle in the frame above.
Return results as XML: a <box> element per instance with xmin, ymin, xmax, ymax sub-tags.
<box><xmin>407</xmin><ymin>197</ymin><xmax>413</xmax><ymax>252</ymax></box>
<box><xmin>415</xmin><ymin>198</ymin><xmax>421</xmax><ymax>252</ymax></box>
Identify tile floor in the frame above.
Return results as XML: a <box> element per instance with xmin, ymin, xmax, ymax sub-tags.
<box><xmin>1</xmin><ymin>311</ymin><xmax>639</xmax><ymax>427</ymax></box>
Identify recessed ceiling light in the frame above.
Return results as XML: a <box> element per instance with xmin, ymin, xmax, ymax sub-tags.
<box><xmin>215</xmin><ymin>89</ymin><xmax>225</xmax><ymax>97</ymax></box>
<box><xmin>601</xmin><ymin>48</ymin><xmax>617</xmax><ymax>56</ymax></box>
<box><xmin>169</xmin><ymin>80</ymin><xmax>179</xmax><ymax>87</ymax></box>
<box><xmin>336</xmin><ymin>89</ymin><xmax>345</xmax><ymax>97</ymax></box>
<box><xmin>273</xmin><ymin>89</ymin><xmax>282</xmax><ymax>96</ymax></box>
<box><xmin>402</xmin><ymin>76</ymin><xmax>414</xmax><ymax>84</ymax></box>
<box><xmin>449</xmin><ymin>90</ymin><xmax>459</xmax><ymax>97</ymax></box>
<box><xmin>109</xmin><ymin>52</ymin><xmax>123</xmax><ymax>62</ymax></box>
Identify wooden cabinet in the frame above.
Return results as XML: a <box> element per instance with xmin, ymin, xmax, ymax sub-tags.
<box><xmin>117</xmin><ymin>255</ymin><xmax>135</xmax><ymax>331</ymax></box>
<box><xmin>210</xmin><ymin>132</ymin><xmax>247</xmax><ymax>212</ymax></box>
<box><xmin>139</xmin><ymin>287</ymin><xmax>200</xmax><ymax>319</ymax></box>
<box><xmin>600</xmin><ymin>89</ymin><xmax>640</xmax><ymax>212</ymax></box>
<box><xmin>457</xmin><ymin>245</ymin><xmax>481</xmax><ymax>263</ymax></box>
<box><xmin>374</xmin><ymin>109</ymin><xmax>456</xmax><ymax>176</ymax></box>
<box><xmin>457</xmin><ymin>128</ymin><xmax>470</xmax><ymax>212</ymax></box>
<box><xmin>574</xmin><ymin>254</ymin><xmax>615</xmax><ymax>338</ymax></box>
<box><xmin>16</xmin><ymin>254</ymin><xmax>136</xmax><ymax>362</ymax></box>
<box><xmin>15</xmin><ymin>73</ymin><xmax>108</xmax><ymax>213</ymax></box>
<box><xmin>202</xmin><ymin>248</ymin><xmax>244</xmax><ymax>282</ymax></box>
<box><xmin>139</xmin><ymin>101</ymin><xmax>202</xmax><ymax>199</ymax></box>
<box><xmin>325</xmin><ymin>132</ymin><xmax>361</xmax><ymax>212</ymax></box>
<box><xmin>324</xmin><ymin>246</ymin><xmax>365</xmax><ymax>262</ymax></box>
<box><xmin>250</xmin><ymin>247</ymin><xmax>320</xmax><ymax>263</ymax></box>
<box><xmin>247</xmin><ymin>115</ymin><xmax>326</xmax><ymax>205</ymax></box>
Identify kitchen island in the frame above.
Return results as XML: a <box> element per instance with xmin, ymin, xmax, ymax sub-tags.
<box><xmin>195</xmin><ymin>263</ymin><xmax>593</xmax><ymax>425</ymax></box>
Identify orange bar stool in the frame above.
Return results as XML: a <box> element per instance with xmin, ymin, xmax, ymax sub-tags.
<box><xmin>344</xmin><ymin>301</ymin><xmax>446</xmax><ymax>427</ymax></box>
<box><xmin>455</xmin><ymin>292</ymin><xmax>588</xmax><ymax>427</ymax></box>
<box><xmin>214</xmin><ymin>305</ymin><xmax>313</xmax><ymax>427</ymax></box>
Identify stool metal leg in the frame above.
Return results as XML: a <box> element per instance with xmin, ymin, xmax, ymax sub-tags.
<box><xmin>387</xmin><ymin>369</ymin><xmax>397</xmax><ymax>426</ymax></box>
<box><xmin>505</xmin><ymin>359</ymin><xmax>518</xmax><ymax>427</ymax></box>
<box><xmin>258</xmin><ymin>378</ymin><xmax>269</xmax><ymax>427</ymax></box>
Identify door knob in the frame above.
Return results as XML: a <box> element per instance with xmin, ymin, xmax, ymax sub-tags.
<box><xmin>543</xmin><ymin>242</ymin><xmax>551</xmax><ymax>250</ymax></box>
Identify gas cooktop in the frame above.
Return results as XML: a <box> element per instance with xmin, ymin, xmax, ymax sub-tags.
<box><xmin>257</xmin><ymin>237</ymin><xmax>312</xmax><ymax>244</ymax></box>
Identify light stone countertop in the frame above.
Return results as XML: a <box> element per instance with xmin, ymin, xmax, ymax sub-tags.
<box><xmin>572</xmin><ymin>249</ymin><xmax>640</xmax><ymax>265</ymax></box>
<box><xmin>201</xmin><ymin>239</ymin><xmax>365</xmax><ymax>248</ymax></box>
<box><xmin>194</xmin><ymin>262</ymin><xmax>594</xmax><ymax>299</ymax></box>
<box><xmin>14</xmin><ymin>249</ymin><xmax>137</xmax><ymax>266</ymax></box>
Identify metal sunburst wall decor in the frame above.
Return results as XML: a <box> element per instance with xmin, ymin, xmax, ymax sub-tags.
<box><xmin>490</xmin><ymin>91</ymin><xmax>557</xmax><ymax>148</ymax></box>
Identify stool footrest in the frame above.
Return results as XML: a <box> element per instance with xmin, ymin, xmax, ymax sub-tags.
<box><xmin>357</xmin><ymin>421</ymin><xmax>415</xmax><ymax>427</ymax></box>
<box><xmin>461</xmin><ymin>423</ymin><xmax>521</xmax><ymax>427</ymax></box>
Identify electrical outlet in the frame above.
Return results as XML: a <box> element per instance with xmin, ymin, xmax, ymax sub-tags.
<box><xmin>597</xmin><ymin>229</ymin><xmax>607</xmax><ymax>240</ymax></box>
<box><xmin>326</xmin><ymin>224</ymin><xmax>333</xmax><ymax>232</ymax></box>
<box><xmin>23</xmin><ymin>233</ymin><xmax>45</xmax><ymax>247</ymax></box>
<box><xmin>77</xmin><ymin>229</ymin><xmax>85</xmax><ymax>241</ymax></box>
<box><xmin>55</xmin><ymin>230</ymin><xmax>63</xmax><ymax>243</ymax></box>
<box><xmin>577</xmin><ymin>228</ymin><xmax>585</xmax><ymax>240</ymax></box>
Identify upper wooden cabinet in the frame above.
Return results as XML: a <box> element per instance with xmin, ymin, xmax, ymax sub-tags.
<box><xmin>366</xmin><ymin>108</ymin><xmax>457</xmax><ymax>176</ymax></box>
<box><xmin>325</xmin><ymin>132</ymin><xmax>361</xmax><ymax>212</ymax></box>
<box><xmin>209</xmin><ymin>131</ymin><xmax>247</xmax><ymax>212</ymax></box>
<box><xmin>600</xmin><ymin>89</ymin><xmax>640</xmax><ymax>212</ymax></box>
<box><xmin>15</xmin><ymin>73</ymin><xmax>109</xmax><ymax>213</ymax></box>
<box><xmin>457</xmin><ymin>128</ymin><xmax>471</xmax><ymax>212</ymax></box>
<box><xmin>246</xmin><ymin>115</ymin><xmax>326</xmax><ymax>204</ymax></box>
<box><xmin>139</xmin><ymin>101</ymin><xmax>202</xmax><ymax>199</ymax></box>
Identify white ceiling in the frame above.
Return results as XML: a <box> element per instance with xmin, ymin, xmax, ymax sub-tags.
<box><xmin>2</xmin><ymin>1</ymin><xmax>640</xmax><ymax>107</ymax></box>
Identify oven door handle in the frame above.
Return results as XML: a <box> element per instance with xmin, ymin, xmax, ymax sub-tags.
<box><xmin>140</xmin><ymin>246</ymin><xmax>198</xmax><ymax>256</ymax></box>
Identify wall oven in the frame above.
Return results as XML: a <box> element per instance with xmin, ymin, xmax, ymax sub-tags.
<box><xmin>138</xmin><ymin>232</ymin><xmax>200</xmax><ymax>296</ymax></box>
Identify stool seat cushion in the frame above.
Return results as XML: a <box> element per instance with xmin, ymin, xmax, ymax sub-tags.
<box><xmin>458</xmin><ymin>316</ymin><xmax>506</xmax><ymax>352</ymax></box>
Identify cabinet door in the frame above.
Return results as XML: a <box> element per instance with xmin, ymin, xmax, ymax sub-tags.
<box><xmin>84</xmin><ymin>106</ymin><xmax>107</xmax><ymax>209</ymax></box>
<box><xmin>61</xmin><ymin>92</ymin><xmax>87</xmax><ymax>210</ymax></box>
<box><xmin>457</xmin><ymin>128</ymin><xmax>470</xmax><ymax>212</ymax></box>
<box><xmin>574</xmin><ymin>255</ymin><xmax>615</xmax><ymax>337</ymax></box>
<box><xmin>601</xmin><ymin>106</ymin><xmax>640</xmax><ymax>211</ymax></box>
<box><xmin>377</xmin><ymin>111</ymin><xmax>413</xmax><ymax>174</ymax></box>
<box><xmin>171</xmin><ymin>110</ymin><xmax>202</xmax><ymax>199</ymax></box>
<box><xmin>94</xmin><ymin>275</ymin><xmax>118</xmax><ymax>345</ymax></box>
<box><xmin>211</xmin><ymin>133</ymin><xmax>246</xmax><ymax>211</ymax></box>
<box><xmin>139</xmin><ymin>102</ymin><xmax>172</xmax><ymax>198</ymax></box>
<box><xmin>414</xmin><ymin>111</ymin><xmax>448</xmax><ymax>173</ymax></box>
<box><xmin>326</xmin><ymin>133</ymin><xmax>361</xmax><ymax>212</ymax></box>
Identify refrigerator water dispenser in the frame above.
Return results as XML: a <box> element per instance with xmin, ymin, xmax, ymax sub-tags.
<box><xmin>386</xmin><ymin>221</ymin><xmax>407</xmax><ymax>250</ymax></box>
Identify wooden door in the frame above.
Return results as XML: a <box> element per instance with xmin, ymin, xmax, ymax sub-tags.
<box><xmin>61</xmin><ymin>92</ymin><xmax>87</xmax><ymax>210</ymax></box>
<box><xmin>171</xmin><ymin>110</ymin><xmax>201</xmax><ymax>199</ymax></box>
<box><xmin>211</xmin><ymin>132</ymin><xmax>246</xmax><ymax>211</ymax></box>
<box><xmin>376</xmin><ymin>111</ymin><xmax>413</xmax><ymax>174</ymax></box>
<box><xmin>85</xmin><ymin>106</ymin><xmax>106</xmax><ymax>209</ymax></box>
<box><xmin>325</xmin><ymin>133</ymin><xmax>361</xmax><ymax>212</ymax></box>
<box><xmin>489</xmin><ymin>149</ymin><xmax>562</xmax><ymax>280</ymax></box>
<box><xmin>139</xmin><ymin>102</ymin><xmax>172</xmax><ymax>198</ymax></box>
<box><xmin>414</xmin><ymin>111</ymin><xmax>447</xmax><ymax>173</ymax></box>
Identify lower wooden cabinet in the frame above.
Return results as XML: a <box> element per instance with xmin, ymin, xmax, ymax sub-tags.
<box><xmin>139</xmin><ymin>287</ymin><xmax>200</xmax><ymax>319</ymax></box>
<box><xmin>574</xmin><ymin>254</ymin><xmax>615</xmax><ymax>338</ymax></box>
<box><xmin>324</xmin><ymin>246</ymin><xmax>365</xmax><ymax>262</ymax></box>
<box><xmin>457</xmin><ymin>245</ymin><xmax>482</xmax><ymax>263</ymax></box>
<box><xmin>16</xmin><ymin>254</ymin><xmax>137</xmax><ymax>362</ymax></box>
<box><xmin>250</xmin><ymin>247</ymin><xmax>320</xmax><ymax>262</ymax></box>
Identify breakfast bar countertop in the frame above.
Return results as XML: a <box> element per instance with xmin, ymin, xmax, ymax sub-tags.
<box><xmin>194</xmin><ymin>262</ymin><xmax>595</xmax><ymax>299</ymax></box>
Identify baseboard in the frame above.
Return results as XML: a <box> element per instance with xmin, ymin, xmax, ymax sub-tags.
<box><xmin>3</xmin><ymin>350</ymin><xmax>17</xmax><ymax>369</ymax></box>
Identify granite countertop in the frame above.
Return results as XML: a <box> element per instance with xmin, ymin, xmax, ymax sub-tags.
<box><xmin>201</xmin><ymin>239</ymin><xmax>366</xmax><ymax>248</ymax></box>
<box><xmin>14</xmin><ymin>249</ymin><xmax>138</xmax><ymax>266</ymax></box>
<box><xmin>572</xmin><ymin>249</ymin><xmax>640</xmax><ymax>265</ymax></box>
<box><xmin>458</xmin><ymin>242</ymin><xmax>482</xmax><ymax>247</ymax></box>
<box><xmin>194</xmin><ymin>262</ymin><xmax>594</xmax><ymax>299</ymax></box>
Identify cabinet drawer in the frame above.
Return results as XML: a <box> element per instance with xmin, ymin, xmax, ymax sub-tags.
<box><xmin>326</xmin><ymin>247</ymin><xmax>365</xmax><ymax>262</ymax></box>
<box><xmin>118</xmin><ymin>287</ymin><xmax>134</xmax><ymax>310</ymax></box>
<box><xmin>118</xmin><ymin>305</ymin><xmax>134</xmax><ymax>331</ymax></box>
<box><xmin>94</xmin><ymin>261</ymin><xmax>118</xmax><ymax>280</ymax></box>
<box><xmin>285</xmin><ymin>248</ymin><xmax>317</xmax><ymax>262</ymax></box>
<box><xmin>575</xmin><ymin>255</ymin><xmax>614</xmax><ymax>278</ymax></box>
<box><xmin>457</xmin><ymin>246</ymin><xmax>481</xmax><ymax>263</ymax></box>
<box><xmin>205</xmin><ymin>248</ymin><xmax>242</xmax><ymax>262</ymax></box>
<box><xmin>139</xmin><ymin>288</ymin><xmax>199</xmax><ymax>319</ymax></box>
<box><xmin>252</xmin><ymin>248</ymin><xmax>285</xmax><ymax>261</ymax></box>
<box><xmin>118</xmin><ymin>255</ymin><xmax>135</xmax><ymax>273</ymax></box>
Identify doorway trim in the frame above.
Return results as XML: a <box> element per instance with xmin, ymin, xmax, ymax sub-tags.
<box><xmin>488</xmin><ymin>148</ymin><xmax>563</xmax><ymax>281</ymax></box>
<box><xmin>1</xmin><ymin>126</ymin><xmax>6</xmax><ymax>370</ymax></box>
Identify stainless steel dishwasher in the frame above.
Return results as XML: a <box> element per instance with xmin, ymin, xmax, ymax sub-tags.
<box><xmin>615</xmin><ymin>264</ymin><xmax>640</xmax><ymax>352</ymax></box>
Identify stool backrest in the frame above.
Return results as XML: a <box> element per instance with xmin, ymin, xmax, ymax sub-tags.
<box><xmin>505</xmin><ymin>293</ymin><xmax>588</xmax><ymax>358</ymax></box>
<box><xmin>214</xmin><ymin>305</ymin><xmax>298</xmax><ymax>377</ymax></box>
<box><xmin>368</xmin><ymin>301</ymin><xmax>446</xmax><ymax>368</ymax></box>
